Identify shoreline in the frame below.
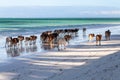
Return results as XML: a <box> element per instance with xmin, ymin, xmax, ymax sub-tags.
<box><xmin>0</xmin><ymin>25</ymin><xmax>119</xmax><ymax>80</ymax></box>
<box><xmin>0</xmin><ymin>24</ymin><xmax>120</xmax><ymax>62</ymax></box>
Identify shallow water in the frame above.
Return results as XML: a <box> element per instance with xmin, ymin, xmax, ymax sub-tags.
<box><xmin>0</xmin><ymin>18</ymin><xmax>120</xmax><ymax>62</ymax></box>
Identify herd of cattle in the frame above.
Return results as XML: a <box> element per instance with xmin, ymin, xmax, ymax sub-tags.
<box><xmin>5</xmin><ymin>28</ymin><xmax>111</xmax><ymax>51</ymax></box>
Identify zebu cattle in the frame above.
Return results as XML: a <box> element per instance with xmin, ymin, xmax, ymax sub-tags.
<box><xmin>40</xmin><ymin>31</ymin><xmax>53</xmax><ymax>43</ymax></box>
<box><xmin>64</xmin><ymin>35</ymin><xmax>72</xmax><ymax>43</ymax></box>
<box><xmin>5</xmin><ymin>37</ymin><xmax>12</xmax><ymax>47</ymax></box>
<box><xmin>25</xmin><ymin>35</ymin><xmax>37</xmax><ymax>46</ymax></box>
<box><xmin>57</xmin><ymin>35</ymin><xmax>72</xmax><ymax>51</ymax></box>
<box><xmin>96</xmin><ymin>34</ymin><xmax>102</xmax><ymax>46</ymax></box>
<box><xmin>40</xmin><ymin>32</ymin><xmax>59</xmax><ymax>49</ymax></box>
<box><xmin>45</xmin><ymin>33</ymin><xmax>59</xmax><ymax>49</ymax></box>
<box><xmin>83</xmin><ymin>28</ymin><xmax>87</xmax><ymax>38</ymax></box>
<box><xmin>18</xmin><ymin>35</ymin><xmax>24</xmax><ymax>46</ymax></box>
<box><xmin>105</xmin><ymin>30</ymin><xmax>111</xmax><ymax>40</ymax></box>
<box><xmin>30</xmin><ymin>35</ymin><xmax>37</xmax><ymax>45</ymax></box>
<box><xmin>74</xmin><ymin>28</ymin><xmax>79</xmax><ymax>36</ymax></box>
<box><xmin>88</xmin><ymin>33</ymin><xmax>95</xmax><ymax>42</ymax></box>
<box><xmin>11</xmin><ymin>38</ymin><xmax>19</xmax><ymax>48</ymax></box>
<box><xmin>5</xmin><ymin>37</ymin><xmax>19</xmax><ymax>48</ymax></box>
<box><xmin>83</xmin><ymin>28</ymin><xmax>86</xmax><ymax>36</ymax></box>
<box><xmin>54</xmin><ymin>29</ymin><xmax>64</xmax><ymax>34</ymax></box>
<box><xmin>57</xmin><ymin>37</ymin><xmax>67</xmax><ymax>51</ymax></box>
<box><xmin>25</xmin><ymin>37</ymin><xmax>31</xmax><ymax>46</ymax></box>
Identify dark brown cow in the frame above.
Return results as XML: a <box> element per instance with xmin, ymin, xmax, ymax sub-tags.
<box><xmin>83</xmin><ymin>28</ymin><xmax>86</xmax><ymax>36</ymax></box>
<box><xmin>11</xmin><ymin>38</ymin><xmax>19</xmax><ymax>48</ymax></box>
<box><xmin>88</xmin><ymin>33</ymin><xmax>95</xmax><ymax>42</ymax></box>
<box><xmin>18</xmin><ymin>35</ymin><xmax>24</xmax><ymax>41</ymax></box>
<box><xmin>64</xmin><ymin>35</ymin><xmax>72</xmax><ymax>43</ymax></box>
<box><xmin>54</xmin><ymin>29</ymin><xmax>64</xmax><ymax>34</ymax></box>
<box><xmin>96</xmin><ymin>34</ymin><xmax>102</xmax><ymax>46</ymax></box>
<box><xmin>105</xmin><ymin>30</ymin><xmax>111</xmax><ymax>40</ymax></box>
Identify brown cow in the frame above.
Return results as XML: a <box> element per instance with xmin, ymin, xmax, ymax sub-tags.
<box><xmin>11</xmin><ymin>38</ymin><xmax>19</xmax><ymax>48</ymax></box>
<box><xmin>88</xmin><ymin>33</ymin><xmax>95</xmax><ymax>42</ymax></box>
<box><xmin>64</xmin><ymin>35</ymin><xmax>72</xmax><ymax>44</ymax></box>
<box><xmin>30</xmin><ymin>35</ymin><xmax>37</xmax><ymax>45</ymax></box>
<box><xmin>105</xmin><ymin>30</ymin><xmax>111</xmax><ymax>40</ymax></box>
<box><xmin>18</xmin><ymin>35</ymin><xmax>24</xmax><ymax>46</ymax></box>
<box><xmin>96</xmin><ymin>34</ymin><xmax>102</xmax><ymax>46</ymax></box>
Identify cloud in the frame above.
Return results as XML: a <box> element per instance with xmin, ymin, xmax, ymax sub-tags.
<box><xmin>80</xmin><ymin>10</ymin><xmax>120</xmax><ymax>15</ymax></box>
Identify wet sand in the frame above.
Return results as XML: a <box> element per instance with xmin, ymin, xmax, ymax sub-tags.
<box><xmin>0</xmin><ymin>25</ymin><xmax>120</xmax><ymax>80</ymax></box>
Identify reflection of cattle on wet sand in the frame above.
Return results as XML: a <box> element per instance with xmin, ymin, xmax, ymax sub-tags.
<box><xmin>96</xmin><ymin>34</ymin><xmax>102</xmax><ymax>46</ymax></box>
<box><xmin>6</xmin><ymin>47</ymin><xmax>20</xmax><ymax>57</ymax></box>
<box><xmin>105</xmin><ymin>30</ymin><xmax>111</xmax><ymax>40</ymax></box>
<box><xmin>88</xmin><ymin>33</ymin><xmax>95</xmax><ymax>42</ymax></box>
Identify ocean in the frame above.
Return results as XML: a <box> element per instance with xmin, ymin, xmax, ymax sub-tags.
<box><xmin>0</xmin><ymin>18</ymin><xmax>120</xmax><ymax>62</ymax></box>
<box><xmin>0</xmin><ymin>18</ymin><xmax>120</xmax><ymax>36</ymax></box>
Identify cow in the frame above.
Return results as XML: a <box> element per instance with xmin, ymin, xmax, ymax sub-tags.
<box><xmin>88</xmin><ymin>33</ymin><xmax>95</xmax><ymax>42</ymax></box>
<box><xmin>11</xmin><ymin>38</ymin><xmax>19</xmax><ymax>48</ymax></box>
<box><xmin>5</xmin><ymin>37</ymin><xmax>12</xmax><ymax>47</ymax></box>
<box><xmin>64</xmin><ymin>35</ymin><xmax>72</xmax><ymax>44</ymax></box>
<box><xmin>105</xmin><ymin>30</ymin><xmax>111</xmax><ymax>40</ymax></box>
<box><xmin>96</xmin><ymin>34</ymin><xmax>102</xmax><ymax>46</ymax></box>
<box><xmin>57</xmin><ymin>37</ymin><xmax>67</xmax><ymax>51</ymax></box>
<box><xmin>18</xmin><ymin>35</ymin><xmax>24</xmax><ymax>46</ymax></box>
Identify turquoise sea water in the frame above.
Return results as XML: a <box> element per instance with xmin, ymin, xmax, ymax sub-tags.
<box><xmin>0</xmin><ymin>18</ymin><xmax>120</xmax><ymax>36</ymax></box>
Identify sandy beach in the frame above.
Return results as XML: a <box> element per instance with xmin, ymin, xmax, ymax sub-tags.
<box><xmin>0</xmin><ymin>25</ymin><xmax>120</xmax><ymax>80</ymax></box>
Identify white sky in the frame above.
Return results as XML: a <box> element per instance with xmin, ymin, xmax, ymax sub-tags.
<box><xmin>0</xmin><ymin>0</ymin><xmax>120</xmax><ymax>18</ymax></box>
<box><xmin>0</xmin><ymin>0</ymin><xmax>119</xmax><ymax>7</ymax></box>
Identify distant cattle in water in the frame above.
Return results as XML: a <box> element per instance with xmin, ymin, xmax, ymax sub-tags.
<box><xmin>105</xmin><ymin>30</ymin><xmax>111</xmax><ymax>40</ymax></box>
<box><xmin>83</xmin><ymin>28</ymin><xmax>86</xmax><ymax>36</ymax></box>
<box><xmin>88</xmin><ymin>33</ymin><xmax>95</xmax><ymax>42</ymax></box>
<box><xmin>64</xmin><ymin>28</ymin><xmax>79</xmax><ymax>36</ymax></box>
<box><xmin>96</xmin><ymin>34</ymin><xmax>102</xmax><ymax>46</ymax></box>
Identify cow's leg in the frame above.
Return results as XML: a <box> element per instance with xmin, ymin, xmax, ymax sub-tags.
<box><xmin>96</xmin><ymin>41</ymin><xmax>98</xmax><ymax>46</ymax></box>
